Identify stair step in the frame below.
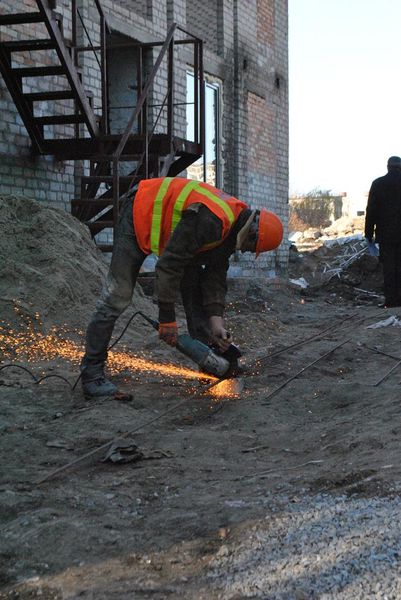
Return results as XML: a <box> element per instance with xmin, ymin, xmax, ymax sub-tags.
<box><xmin>81</xmin><ymin>175</ymin><xmax>135</xmax><ymax>183</ymax></box>
<box><xmin>87</xmin><ymin>220</ymin><xmax>115</xmax><ymax>232</ymax></box>
<box><xmin>90</xmin><ymin>154</ymin><xmax>143</xmax><ymax>162</ymax></box>
<box><xmin>71</xmin><ymin>199</ymin><xmax>115</xmax><ymax>208</ymax></box>
<box><xmin>0</xmin><ymin>12</ymin><xmax>44</xmax><ymax>26</ymax></box>
<box><xmin>34</xmin><ymin>114</ymin><xmax>87</xmax><ymax>125</ymax></box>
<box><xmin>0</xmin><ymin>39</ymin><xmax>55</xmax><ymax>52</ymax></box>
<box><xmin>23</xmin><ymin>90</ymin><xmax>75</xmax><ymax>102</ymax></box>
<box><xmin>96</xmin><ymin>244</ymin><xmax>114</xmax><ymax>252</ymax></box>
<box><xmin>13</xmin><ymin>65</ymin><xmax>66</xmax><ymax>78</ymax></box>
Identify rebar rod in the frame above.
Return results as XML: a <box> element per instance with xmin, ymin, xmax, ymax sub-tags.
<box><xmin>37</xmin><ymin>396</ymin><xmax>191</xmax><ymax>485</ymax></box>
<box><xmin>364</xmin><ymin>346</ymin><xmax>401</xmax><ymax>362</ymax></box>
<box><xmin>261</xmin><ymin>338</ymin><xmax>350</xmax><ymax>403</ymax></box>
<box><xmin>373</xmin><ymin>359</ymin><xmax>401</xmax><ymax>387</ymax></box>
<box><xmin>249</xmin><ymin>313</ymin><xmax>356</xmax><ymax>370</ymax></box>
<box><xmin>202</xmin><ymin>314</ymin><xmax>357</xmax><ymax>394</ymax></box>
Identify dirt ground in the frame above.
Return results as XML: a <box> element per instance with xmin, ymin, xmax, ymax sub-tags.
<box><xmin>2</xmin><ymin>197</ymin><xmax>401</xmax><ymax>599</ymax></box>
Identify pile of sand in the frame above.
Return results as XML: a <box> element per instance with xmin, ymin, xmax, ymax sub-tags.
<box><xmin>0</xmin><ymin>195</ymin><xmax>150</xmax><ymax>331</ymax></box>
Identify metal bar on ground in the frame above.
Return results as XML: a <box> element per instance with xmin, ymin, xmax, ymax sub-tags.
<box><xmin>202</xmin><ymin>314</ymin><xmax>357</xmax><ymax>394</ymax></box>
<box><xmin>364</xmin><ymin>346</ymin><xmax>401</xmax><ymax>362</ymax></box>
<box><xmin>249</xmin><ymin>313</ymin><xmax>356</xmax><ymax>369</ymax></box>
<box><xmin>261</xmin><ymin>339</ymin><xmax>350</xmax><ymax>403</ymax></box>
<box><xmin>37</xmin><ymin>396</ymin><xmax>191</xmax><ymax>485</ymax></box>
<box><xmin>373</xmin><ymin>359</ymin><xmax>401</xmax><ymax>387</ymax></box>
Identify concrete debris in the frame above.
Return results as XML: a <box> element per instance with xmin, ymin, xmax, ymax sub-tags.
<box><xmin>289</xmin><ymin>277</ymin><xmax>309</xmax><ymax>289</ymax></box>
<box><xmin>366</xmin><ymin>316</ymin><xmax>401</xmax><ymax>329</ymax></box>
<box><xmin>289</xmin><ymin>221</ymin><xmax>383</xmax><ymax>299</ymax></box>
<box><xmin>290</xmin><ymin>215</ymin><xmax>366</xmax><ymax>251</ymax></box>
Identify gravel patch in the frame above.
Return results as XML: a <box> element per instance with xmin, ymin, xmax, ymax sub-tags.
<box><xmin>205</xmin><ymin>493</ymin><xmax>401</xmax><ymax>599</ymax></box>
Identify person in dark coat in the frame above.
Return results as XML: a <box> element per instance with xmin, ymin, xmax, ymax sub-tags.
<box><xmin>365</xmin><ymin>156</ymin><xmax>401</xmax><ymax>308</ymax></box>
<box><xmin>80</xmin><ymin>177</ymin><xmax>283</xmax><ymax>397</ymax></box>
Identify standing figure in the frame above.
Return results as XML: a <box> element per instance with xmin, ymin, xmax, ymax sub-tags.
<box><xmin>365</xmin><ymin>156</ymin><xmax>401</xmax><ymax>308</ymax></box>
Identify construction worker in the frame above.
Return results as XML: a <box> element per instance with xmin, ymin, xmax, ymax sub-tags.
<box><xmin>365</xmin><ymin>156</ymin><xmax>401</xmax><ymax>307</ymax></box>
<box><xmin>81</xmin><ymin>177</ymin><xmax>283</xmax><ymax>397</ymax></box>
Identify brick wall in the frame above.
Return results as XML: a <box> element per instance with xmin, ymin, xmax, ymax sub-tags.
<box><xmin>118</xmin><ymin>0</ymin><xmax>152</xmax><ymax>20</ymax></box>
<box><xmin>0</xmin><ymin>1</ymin><xmax>77</xmax><ymax>203</ymax></box>
<box><xmin>186</xmin><ymin>0</ymin><xmax>219</xmax><ymax>55</ymax></box>
<box><xmin>257</xmin><ymin>0</ymin><xmax>275</xmax><ymax>47</ymax></box>
<box><xmin>0</xmin><ymin>0</ymin><xmax>288</xmax><ymax>274</ymax></box>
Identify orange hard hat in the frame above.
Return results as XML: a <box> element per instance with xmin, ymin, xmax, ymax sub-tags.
<box><xmin>255</xmin><ymin>209</ymin><xmax>283</xmax><ymax>256</ymax></box>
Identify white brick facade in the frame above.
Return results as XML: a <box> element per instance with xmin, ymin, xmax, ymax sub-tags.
<box><xmin>0</xmin><ymin>0</ymin><xmax>288</xmax><ymax>272</ymax></box>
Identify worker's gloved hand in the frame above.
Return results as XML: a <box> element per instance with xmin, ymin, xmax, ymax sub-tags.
<box><xmin>159</xmin><ymin>321</ymin><xmax>178</xmax><ymax>346</ymax></box>
<box><xmin>209</xmin><ymin>315</ymin><xmax>231</xmax><ymax>353</ymax></box>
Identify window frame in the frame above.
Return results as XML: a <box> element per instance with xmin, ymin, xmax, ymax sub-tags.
<box><xmin>186</xmin><ymin>71</ymin><xmax>221</xmax><ymax>187</ymax></box>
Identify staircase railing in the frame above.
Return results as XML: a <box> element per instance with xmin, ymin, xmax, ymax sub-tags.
<box><xmin>71</xmin><ymin>0</ymin><xmax>110</xmax><ymax>134</ymax></box>
<box><xmin>109</xmin><ymin>23</ymin><xmax>205</xmax><ymax>226</ymax></box>
<box><xmin>109</xmin><ymin>22</ymin><xmax>175</xmax><ymax>229</ymax></box>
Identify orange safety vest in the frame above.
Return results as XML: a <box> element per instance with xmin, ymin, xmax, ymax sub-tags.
<box><xmin>133</xmin><ymin>177</ymin><xmax>248</xmax><ymax>256</ymax></box>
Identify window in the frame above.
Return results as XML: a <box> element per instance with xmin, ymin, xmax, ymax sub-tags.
<box><xmin>186</xmin><ymin>72</ymin><xmax>220</xmax><ymax>186</ymax></box>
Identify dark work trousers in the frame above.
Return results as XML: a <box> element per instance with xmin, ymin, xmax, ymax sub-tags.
<box><xmin>81</xmin><ymin>200</ymin><xmax>211</xmax><ymax>379</ymax></box>
<box><xmin>81</xmin><ymin>197</ymin><xmax>147</xmax><ymax>378</ymax></box>
<box><xmin>180</xmin><ymin>265</ymin><xmax>212</xmax><ymax>345</ymax></box>
<box><xmin>379</xmin><ymin>242</ymin><xmax>401</xmax><ymax>305</ymax></box>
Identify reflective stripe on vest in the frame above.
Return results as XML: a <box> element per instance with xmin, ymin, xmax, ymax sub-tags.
<box><xmin>150</xmin><ymin>177</ymin><xmax>174</xmax><ymax>255</ymax></box>
<box><xmin>150</xmin><ymin>178</ymin><xmax>236</xmax><ymax>255</ymax></box>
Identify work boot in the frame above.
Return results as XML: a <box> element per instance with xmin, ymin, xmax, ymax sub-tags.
<box><xmin>82</xmin><ymin>374</ymin><xmax>117</xmax><ymax>398</ymax></box>
<box><xmin>80</xmin><ymin>361</ymin><xmax>117</xmax><ymax>398</ymax></box>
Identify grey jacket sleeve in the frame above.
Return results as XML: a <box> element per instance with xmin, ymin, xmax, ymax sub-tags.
<box><xmin>156</xmin><ymin>205</ymin><xmax>226</xmax><ymax>322</ymax></box>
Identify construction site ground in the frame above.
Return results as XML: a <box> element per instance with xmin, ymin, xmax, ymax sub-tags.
<box><xmin>2</xmin><ymin>198</ymin><xmax>401</xmax><ymax>599</ymax></box>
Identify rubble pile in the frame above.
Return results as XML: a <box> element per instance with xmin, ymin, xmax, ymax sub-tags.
<box><xmin>289</xmin><ymin>215</ymin><xmax>383</xmax><ymax>302</ymax></box>
<box><xmin>290</xmin><ymin>215</ymin><xmax>365</xmax><ymax>250</ymax></box>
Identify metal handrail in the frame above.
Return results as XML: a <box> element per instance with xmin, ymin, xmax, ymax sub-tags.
<box><xmin>110</xmin><ymin>23</ymin><xmax>177</xmax><ymax>226</ymax></box>
<box><xmin>125</xmin><ymin>86</ymin><xmax>171</xmax><ymax>192</ymax></box>
<box><xmin>72</xmin><ymin>0</ymin><xmax>109</xmax><ymax>134</ymax></box>
<box><xmin>113</xmin><ymin>22</ymin><xmax>177</xmax><ymax>162</ymax></box>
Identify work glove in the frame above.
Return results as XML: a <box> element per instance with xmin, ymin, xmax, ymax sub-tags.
<box><xmin>158</xmin><ymin>321</ymin><xmax>178</xmax><ymax>347</ymax></box>
<box><xmin>365</xmin><ymin>237</ymin><xmax>379</xmax><ymax>257</ymax></box>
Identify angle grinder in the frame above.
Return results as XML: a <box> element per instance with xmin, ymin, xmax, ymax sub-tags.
<box><xmin>139</xmin><ymin>312</ymin><xmax>241</xmax><ymax>378</ymax></box>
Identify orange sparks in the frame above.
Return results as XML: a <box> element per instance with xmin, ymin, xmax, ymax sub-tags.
<box><xmin>0</xmin><ymin>323</ymin><xmax>215</xmax><ymax>382</ymax></box>
<box><xmin>210</xmin><ymin>377</ymin><xmax>244</xmax><ymax>397</ymax></box>
<box><xmin>108</xmin><ymin>349</ymin><xmax>214</xmax><ymax>381</ymax></box>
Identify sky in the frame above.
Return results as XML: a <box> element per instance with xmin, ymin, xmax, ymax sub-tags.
<box><xmin>289</xmin><ymin>0</ymin><xmax>401</xmax><ymax>197</ymax></box>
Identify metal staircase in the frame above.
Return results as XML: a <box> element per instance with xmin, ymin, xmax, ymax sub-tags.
<box><xmin>0</xmin><ymin>0</ymin><xmax>205</xmax><ymax>251</ymax></box>
<box><xmin>0</xmin><ymin>1</ymin><xmax>99</xmax><ymax>151</ymax></box>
